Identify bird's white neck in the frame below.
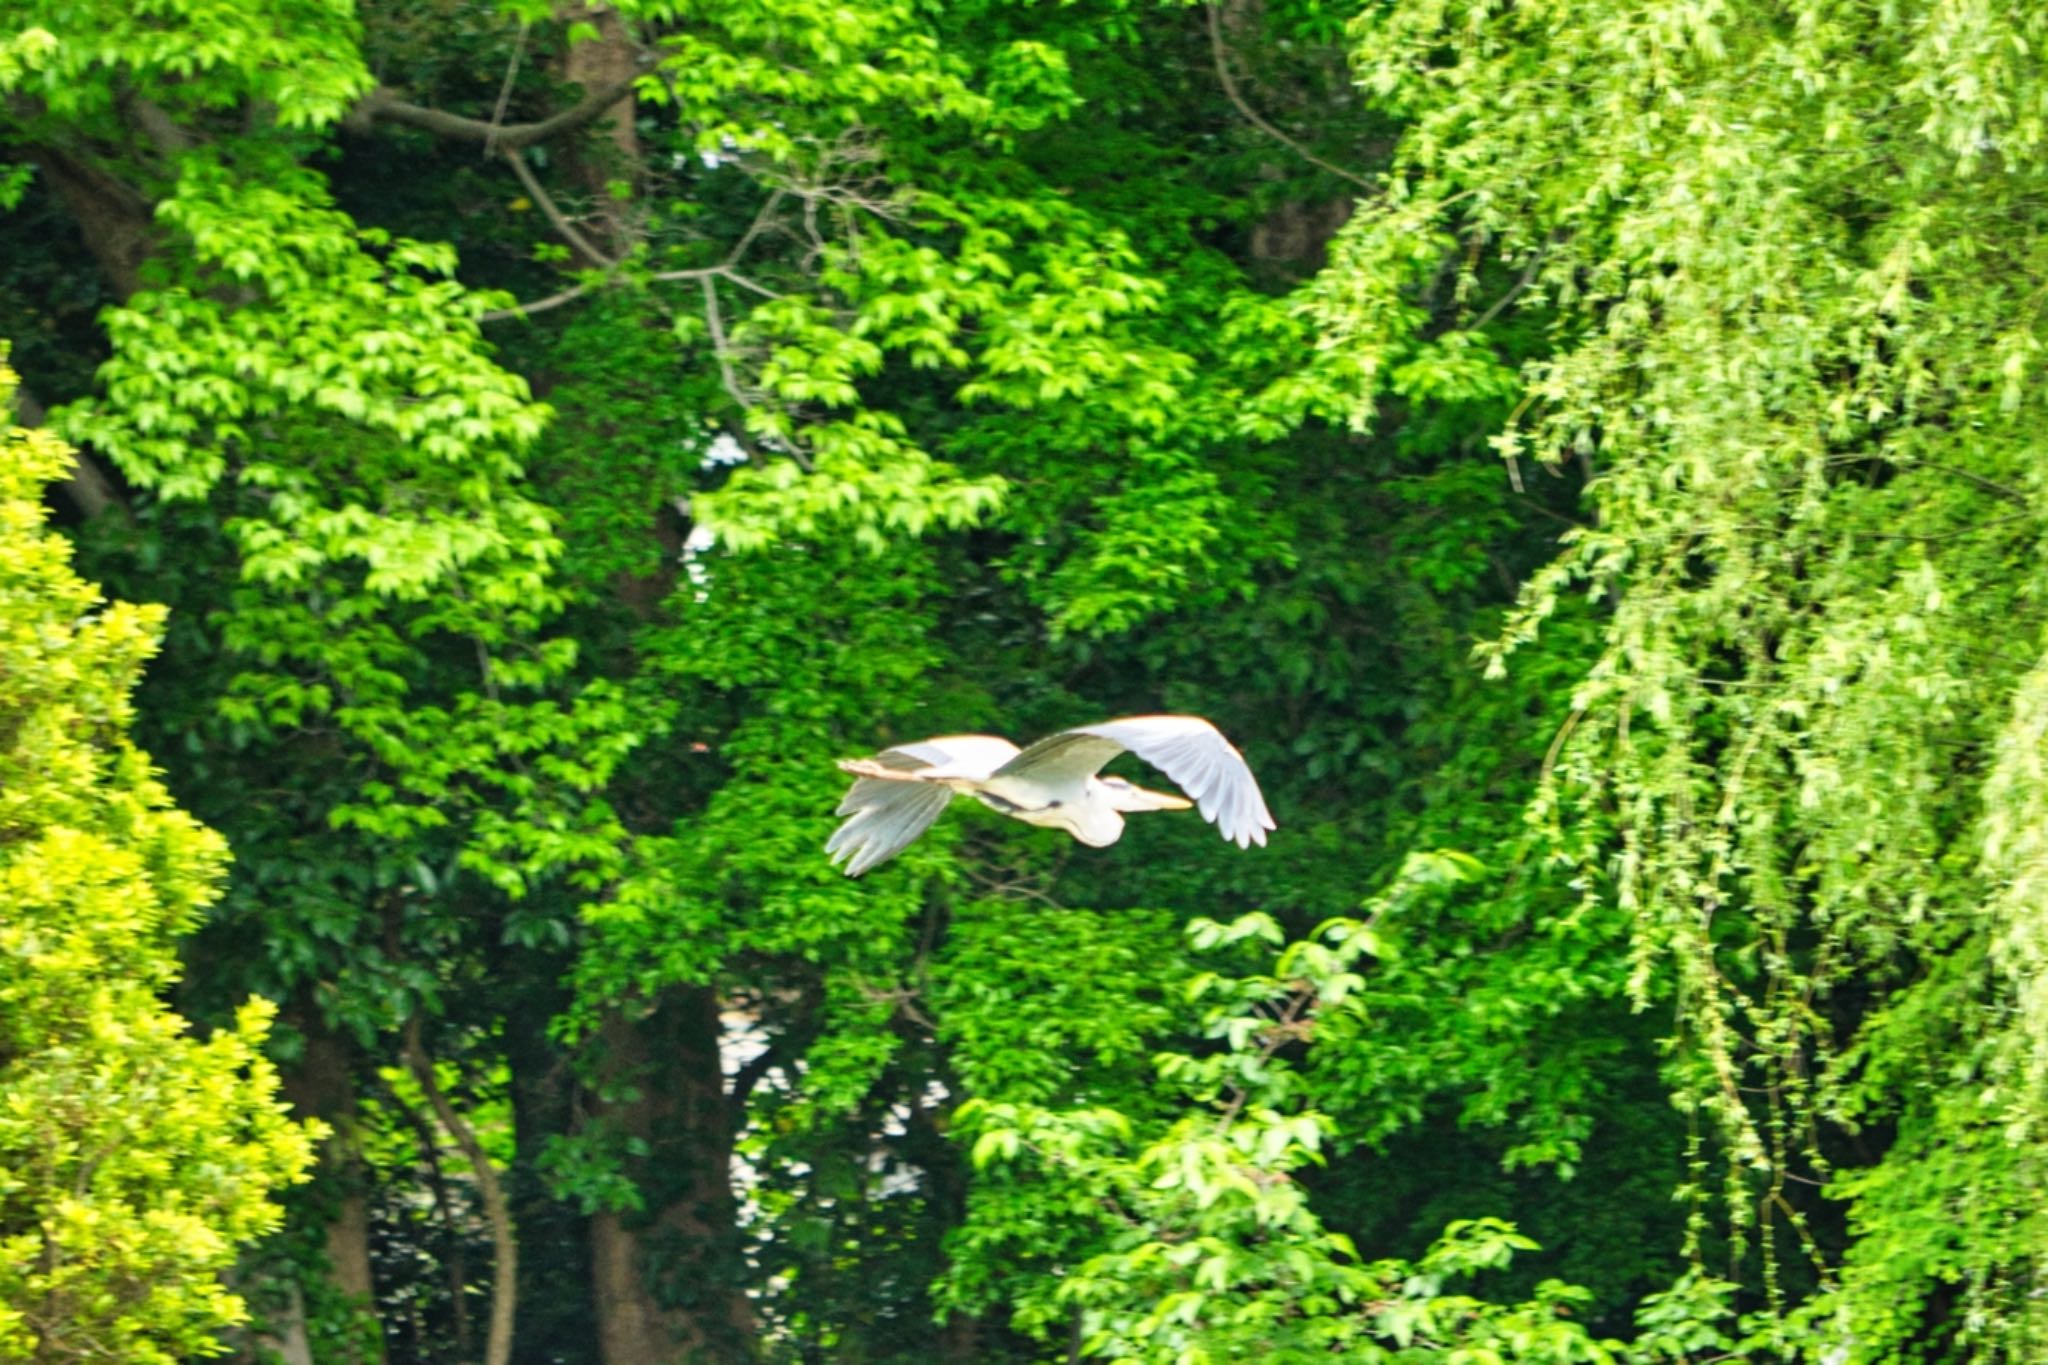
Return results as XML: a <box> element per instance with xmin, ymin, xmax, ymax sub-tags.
<box><xmin>971</xmin><ymin>779</ymin><xmax>1127</xmax><ymax>847</ymax></box>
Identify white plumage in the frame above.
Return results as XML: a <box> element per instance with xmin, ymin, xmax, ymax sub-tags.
<box><xmin>826</xmin><ymin>715</ymin><xmax>1274</xmax><ymax>877</ymax></box>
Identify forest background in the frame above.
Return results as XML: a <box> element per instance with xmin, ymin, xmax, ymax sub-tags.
<box><xmin>6</xmin><ymin>0</ymin><xmax>2048</xmax><ymax>1361</ymax></box>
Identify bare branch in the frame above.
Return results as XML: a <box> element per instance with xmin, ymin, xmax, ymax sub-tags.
<box><xmin>1205</xmin><ymin>3</ymin><xmax>1376</xmax><ymax>194</ymax></box>
<box><xmin>1908</xmin><ymin>459</ymin><xmax>2032</xmax><ymax>507</ymax></box>
<box><xmin>502</xmin><ymin>147</ymin><xmax>617</xmax><ymax>269</ymax></box>
<box><xmin>651</xmin><ymin>265</ymin><xmax>779</xmax><ymax>298</ymax></box>
<box><xmin>698</xmin><ymin>275</ymin><xmax>813</xmax><ymax>470</ymax></box>
<box><xmin>725</xmin><ymin>188</ymin><xmax>786</xmax><ymax>268</ymax></box>
<box><xmin>403</xmin><ymin>1018</ymin><xmax>518</xmax><ymax>1365</ymax></box>
<box><xmin>698</xmin><ymin>277</ymin><xmax>747</xmax><ymax>408</ymax></box>
<box><xmin>479</xmin><ymin>278</ymin><xmax>605</xmax><ymax>324</ymax></box>
<box><xmin>481</xmin><ymin>264</ymin><xmax>780</xmax><ymax>324</ymax></box>
<box><xmin>484</xmin><ymin>22</ymin><xmax>532</xmax><ymax>156</ymax></box>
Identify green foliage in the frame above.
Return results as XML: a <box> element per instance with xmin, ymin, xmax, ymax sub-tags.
<box><xmin>950</xmin><ymin>893</ymin><xmax>1621</xmax><ymax>1363</ymax></box>
<box><xmin>25</xmin><ymin>0</ymin><xmax>2048</xmax><ymax>1359</ymax></box>
<box><xmin>4</xmin><ymin>0</ymin><xmax>367</xmax><ymax>141</ymax></box>
<box><xmin>0</xmin><ymin>356</ymin><xmax>316</xmax><ymax>1360</ymax></box>
<box><xmin>1314</xmin><ymin>0</ymin><xmax>2048</xmax><ymax>1353</ymax></box>
<box><xmin>935</xmin><ymin>901</ymin><xmax>1187</xmax><ymax>1107</ymax></box>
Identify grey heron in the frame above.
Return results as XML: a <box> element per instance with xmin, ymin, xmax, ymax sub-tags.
<box><xmin>826</xmin><ymin>715</ymin><xmax>1274</xmax><ymax>876</ymax></box>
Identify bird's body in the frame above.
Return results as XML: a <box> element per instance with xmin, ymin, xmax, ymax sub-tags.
<box><xmin>851</xmin><ymin>733</ymin><xmax>1159</xmax><ymax>848</ymax></box>
<box><xmin>826</xmin><ymin>715</ymin><xmax>1274</xmax><ymax>876</ymax></box>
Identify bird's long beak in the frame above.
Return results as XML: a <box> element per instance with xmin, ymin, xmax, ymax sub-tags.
<box><xmin>1111</xmin><ymin>783</ymin><xmax>1194</xmax><ymax>813</ymax></box>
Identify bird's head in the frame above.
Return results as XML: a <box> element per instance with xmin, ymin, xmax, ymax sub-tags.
<box><xmin>1095</xmin><ymin>774</ymin><xmax>1194</xmax><ymax>813</ymax></box>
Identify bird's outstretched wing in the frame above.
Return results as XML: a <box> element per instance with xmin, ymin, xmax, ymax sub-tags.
<box><xmin>825</xmin><ymin>742</ymin><xmax>957</xmax><ymax>877</ymax></box>
<box><xmin>996</xmin><ymin>715</ymin><xmax>1276</xmax><ymax>848</ymax></box>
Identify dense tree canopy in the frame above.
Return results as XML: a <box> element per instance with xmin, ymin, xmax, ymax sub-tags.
<box><xmin>4</xmin><ymin>0</ymin><xmax>2048</xmax><ymax>1360</ymax></box>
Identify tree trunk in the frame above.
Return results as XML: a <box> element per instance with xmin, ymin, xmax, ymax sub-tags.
<box><xmin>506</xmin><ymin>975</ymin><xmax>603</xmax><ymax>1362</ymax></box>
<box><xmin>280</xmin><ymin>1013</ymin><xmax>386</xmax><ymax>1363</ymax></box>
<box><xmin>31</xmin><ymin>146</ymin><xmax>154</xmax><ymax>303</ymax></box>
<box><xmin>256</xmin><ymin>1283</ymin><xmax>316</xmax><ymax>1365</ymax></box>
<box><xmin>588</xmin><ymin>989</ymin><xmax>755</xmax><ymax>1364</ymax></box>
<box><xmin>556</xmin><ymin>3</ymin><xmax>641</xmax><ymax>256</ymax></box>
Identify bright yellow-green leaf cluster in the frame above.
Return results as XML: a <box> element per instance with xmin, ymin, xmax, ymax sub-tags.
<box><xmin>0</xmin><ymin>356</ymin><xmax>316</xmax><ymax>1361</ymax></box>
<box><xmin>1</xmin><ymin>0</ymin><xmax>368</xmax><ymax>140</ymax></box>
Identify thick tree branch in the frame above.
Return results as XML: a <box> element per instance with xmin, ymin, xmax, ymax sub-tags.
<box><xmin>31</xmin><ymin>145</ymin><xmax>154</xmax><ymax>301</ymax></box>
<box><xmin>118</xmin><ymin>91</ymin><xmax>197</xmax><ymax>156</ymax></box>
<box><xmin>404</xmin><ymin>1019</ymin><xmax>517</xmax><ymax>1365</ymax></box>
<box><xmin>347</xmin><ymin>72</ymin><xmax>646</xmax><ymax>151</ymax></box>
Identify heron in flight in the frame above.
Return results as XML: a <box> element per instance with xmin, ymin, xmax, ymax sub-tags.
<box><xmin>827</xmin><ymin>715</ymin><xmax>1274</xmax><ymax>876</ymax></box>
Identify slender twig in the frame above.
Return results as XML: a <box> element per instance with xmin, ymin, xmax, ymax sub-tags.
<box><xmin>1908</xmin><ymin>459</ymin><xmax>2032</xmax><ymax>507</ymax></box>
<box><xmin>1858</xmin><ymin>508</ymin><xmax>2039</xmax><ymax>542</ymax></box>
<box><xmin>1540</xmin><ymin>703</ymin><xmax>1587</xmax><ymax>784</ymax></box>
<box><xmin>957</xmin><ymin>859</ymin><xmax>1065</xmax><ymax>909</ymax></box>
<box><xmin>483</xmin><ymin>22</ymin><xmax>531</xmax><ymax>157</ymax></box>
<box><xmin>652</xmin><ymin>266</ymin><xmax>780</xmax><ymax>298</ymax></box>
<box><xmin>487</xmin><ymin>140</ymin><xmax>784</xmax><ymax>316</ymax></box>
<box><xmin>725</xmin><ymin>188</ymin><xmax>787</xmax><ymax>268</ymax></box>
<box><xmin>1512</xmin><ymin>495</ymin><xmax>1586</xmax><ymax>530</ymax></box>
<box><xmin>1499</xmin><ymin>388</ymin><xmax>1544</xmax><ymax>492</ymax></box>
<box><xmin>1205</xmin><ymin>3</ymin><xmax>1376</xmax><ymax>193</ymax></box>
<box><xmin>479</xmin><ymin>278</ymin><xmax>604</xmax><ymax>323</ymax></box>
<box><xmin>699</xmin><ymin>273</ymin><xmax>811</xmax><ymax>467</ymax></box>
<box><xmin>854</xmin><ymin>978</ymin><xmax>939</xmax><ymax>1032</ymax></box>
<box><xmin>1469</xmin><ymin>252</ymin><xmax>1544</xmax><ymax>330</ymax></box>
<box><xmin>473</xmin><ymin>637</ymin><xmax>502</xmax><ymax>705</ymax></box>
<box><xmin>482</xmin><ymin>265</ymin><xmax>778</xmax><ymax>324</ymax></box>
<box><xmin>699</xmin><ymin>275</ymin><xmax>745</xmax><ymax>405</ymax></box>
<box><xmin>799</xmin><ymin>192</ymin><xmax>827</xmax><ymax>272</ymax></box>
<box><xmin>1214</xmin><ymin>987</ymin><xmax>1313</xmax><ymax>1131</ymax></box>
